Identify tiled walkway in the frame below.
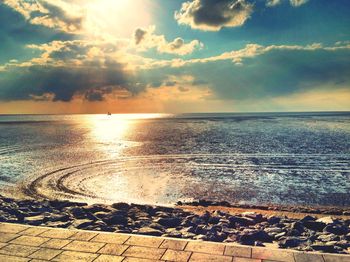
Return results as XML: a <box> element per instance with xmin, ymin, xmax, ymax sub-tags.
<box><xmin>0</xmin><ymin>222</ymin><xmax>348</xmax><ymax>262</ymax></box>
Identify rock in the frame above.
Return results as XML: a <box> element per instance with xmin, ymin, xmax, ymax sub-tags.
<box><xmin>279</xmin><ymin>237</ymin><xmax>305</xmax><ymax>248</ymax></box>
<box><xmin>103</xmin><ymin>214</ymin><xmax>128</xmax><ymax>225</ymax></box>
<box><xmin>242</xmin><ymin>212</ymin><xmax>264</xmax><ymax>223</ymax></box>
<box><xmin>166</xmin><ymin>230</ymin><xmax>182</xmax><ymax>238</ymax></box>
<box><xmin>267</xmin><ymin>216</ymin><xmax>280</xmax><ymax>225</ymax></box>
<box><xmin>238</xmin><ymin>229</ymin><xmax>272</xmax><ymax>245</ymax></box>
<box><xmin>208</xmin><ymin>216</ymin><xmax>220</xmax><ymax>224</ymax></box>
<box><xmin>229</xmin><ymin>216</ymin><xmax>255</xmax><ymax>226</ymax></box>
<box><xmin>318</xmin><ymin>234</ymin><xmax>340</xmax><ymax>242</ymax></box>
<box><xmin>112</xmin><ymin>203</ymin><xmax>130</xmax><ymax>210</ymax></box>
<box><xmin>302</xmin><ymin>221</ymin><xmax>326</xmax><ymax>231</ymax></box>
<box><xmin>155</xmin><ymin>211</ymin><xmax>170</xmax><ymax>218</ymax></box>
<box><xmin>324</xmin><ymin>225</ymin><xmax>349</xmax><ymax>235</ymax></box>
<box><xmin>286</xmin><ymin>229</ymin><xmax>302</xmax><ymax>237</ymax></box>
<box><xmin>156</xmin><ymin>217</ymin><xmax>182</xmax><ymax>228</ymax></box>
<box><xmin>47</xmin><ymin>221</ymin><xmax>71</xmax><ymax>228</ymax></box>
<box><xmin>254</xmin><ymin>241</ymin><xmax>265</xmax><ymax>247</ymax></box>
<box><xmin>291</xmin><ymin>222</ymin><xmax>305</xmax><ymax>232</ymax></box>
<box><xmin>148</xmin><ymin>223</ymin><xmax>164</xmax><ymax>231</ymax></box>
<box><xmin>264</xmin><ymin>227</ymin><xmax>283</xmax><ymax>234</ymax></box>
<box><xmin>206</xmin><ymin>232</ymin><xmax>227</xmax><ymax>242</ymax></box>
<box><xmin>275</xmin><ymin>232</ymin><xmax>287</xmax><ymax>239</ymax></box>
<box><xmin>254</xmin><ymin>230</ymin><xmax>273</xmax><ymax>242</ymax></box>
<box><xmin>94</xmin><ymin>211</ymin><xmax>110</xmax><ymax>219</ymax></box>
<box><xmin>345</xmin><ymin>233</ymin><xmax>350</xmax><ymax>241</ymax></box>
<box><xmin>194</xmin><ymin>225</ymin><xmax>209</xmax><ymax>235</ymax></box>
<box><xmin>193</xmin><ymin>234</ymin><xmax>207</xmax><ymax>240</ymax></box>
<box><xmin>50</xmin><ymin>200</ymin><xmax>86</xmax><ymax>209</ymax></box>
<box><xmin>24</xmin><ymin>214</ymin><xmax>48</xmax><ymax>225</ymax></box>
<box><xmin>72</xmin><ymin>219</ymin><xmax>94</xmax><ymax>229</ymax></box>
<box><xmin>335</xmin><ymin>240</ymin><xmax>350</xmax><ymax>249</ymax></box>
<box><xmin>138</xmin><ymin>227</ymin><xmax>163</xmax><ymax>236</ymax></box>
<box><xmin>316</xmin><ymin>216</ymin><xmax>338</xmax><ymax>225</ymax></box>
<box><xmin>47</xmin><ymin>213</ymin><xmax>70</xmax><ymax>222</ymax></box>
<box><xmin>70</xmin><ymin>207</ymin><xmax>87</xmax><ymax>219</ymax></box>
<box><xmin>182</xmin><ymin>232</ymin><xmax>196</xmax><ymax>238</ymax></box>
<box><xmin>83</xmin><ymin>204</ymin><xmax>110</xmax><ymax>213</ymax></box>
<box><xmin>300</xmin><ymin>215</ymin><xmax>316</xmax><ymax>222</ymax></box>
<box><xmin>311</xmin><ymin>244</ymin><xmax>336</xmax><ymax>253</ymax></box>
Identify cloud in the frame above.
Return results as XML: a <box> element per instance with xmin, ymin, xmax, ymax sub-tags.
<box><xmin>266</xmin><ymin>0</ymin><xmax>282</xmax><ymax>6</ymax></box>
<box><xmin>3</xmin><ymin>0</ymin><xmax>83</xmax><ymax>32</ymax></box>
<box><xmin>266</xmin><ymin>0</ymin><xmax>309</xmax><ymax>7</ymax></box>
<box><xmin>289</xmin><ymin>0</ymin><xmax>309</xmax><ymax>7</ymax></box>
<box><xmin>137</xmin><ymin>42</ymin><xmax>350</xmax><ymax>104</ymax></box>
<box><xmin>175</xmin><ymin>0</ymin><xmax>253</xmax><ymax>31</ymax></box>
<box><xmin>0</xmin><ymin>39</ymin><xmax>143</xmax><ymax>102</ymax></box>
<box><xmin>133</xmin><ymin>26</ymin><xmax>203</xmax><ymax>55</ymax></box>
<box><xmin>134</xmin><ymin>28</ymin><xmax>147</xmax><ymax>45</ymax></box>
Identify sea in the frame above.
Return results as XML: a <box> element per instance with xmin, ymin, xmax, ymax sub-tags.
<box><xmin>0</xmin><ymin>112</ymin><xmax>349</xmax><ymax>208</ymax></box>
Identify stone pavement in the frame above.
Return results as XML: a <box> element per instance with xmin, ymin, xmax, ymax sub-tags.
<box><xmin>0</xmin><ymin>222</ymin><xmax>348</xmax><ymax>262</ymax></box>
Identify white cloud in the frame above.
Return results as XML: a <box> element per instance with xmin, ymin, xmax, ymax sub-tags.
<box><xmin>133</xmin><ymin>26</ymin><xmax>203</xmax><ymax>56</ymax></box>
<box><xmin>266</xmin><ymin>0</ymin><xmax>309</xmax><ymax>7</ymax></box>
<box><xmin>175</xmin><ymin>0</ymin><xmax>253</xmax><ymax>31</ymax></box>
<box><xmin>138</xmin><ymin>42</ymin><xmax>350</xmax><ymax>69</ymax></box>
<box><xmin>3</xmin><ymin>0</ymin><xmax>83</xmax><ymax>32</ymax></box>
<box><xmin>266</xmin><ymin>0</ymin><xmax>281</xmax><ymax>7</ymax></box>
<box><xmin>289</xmin><ymin>0</ymin><xmax>309</xmax><ymax>7</ymax></box>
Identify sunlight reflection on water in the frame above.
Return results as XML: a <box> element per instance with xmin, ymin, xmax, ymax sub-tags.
<box><xmin>0</xmin><ymin>112</ymin><xmax>349</xmax><ymax>207</ymax></box>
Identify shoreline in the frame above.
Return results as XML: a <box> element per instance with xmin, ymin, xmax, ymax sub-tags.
<box><xmin>177</xmin><ymin>200</ymin><xmax>350</xmax><ymax>217</ymax></box>
<box><xmin>1</xmin><ymin>196</ymin><xmax>349</xmax><ymax>254</ymax></box>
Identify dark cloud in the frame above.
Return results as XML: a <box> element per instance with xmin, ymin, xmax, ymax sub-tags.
<box><xmin>168</xmin><ymin>38</ymin><xmax>185</xmax><ymax>50</ymax></box>
<box><xmin>165</xmin><ymin>81</ymin><xmax>177</xmax><ymax>86</ymax></box>
<box><xmin>175</xmin><ymin>0</ymin><xmax>253</xmax><ymax>31</ymax></box>
<box><xmin>178</xmin><ymin>86</ymin><xmax>189</xmax><ymax>92</ymax></box>
<box><xmin>0</xmin><ymin>65</ymin><xmax>137</xmax><ymax>102</ymax></box>
<box><xmin>134</xmin><ymin>28</ymin><xmax>147</xmax><ymax>45</ymax></box>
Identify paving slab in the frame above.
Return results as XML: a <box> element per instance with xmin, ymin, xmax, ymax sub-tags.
<box><xmin>0</xmin><ymin>222</ymin><xmax>349</xmax><ymax>262</ymax></box>
<box><xmin>189</xmin><ymin>252</ymin><xmax>233</xmax><ymax>262</ymax></box>
<box><xmin>160</xmin><ymin>239</ymin><xmax>188</xmax><ymax>250</ymax></box>
<box><xmin>10</xmin><ymin>235</ymin><xmax>50</xmax><ymax>246</ymax></box>
<box><xmin>185</xmin><ymin>241</ymin><xmax>225</xmax><ymax>255</ymax></box>
<box><xmin>40</xmin><ymin>238</ymin><xmax>72</xmax><ymax>249</ymax></box>
<box><xmin>98</xmin><ymin>243</ymin><xmax>129</xmax><ymax>256</ymax></box>
<box><xmin>28</xmin><ymin>247</ymin><xmax>62</xmax><ymax>260</ymax></box>
<box><xmin>52</xmin><ymin>250</ymin><xmax>98</xmax><ymax>262</ymax></box>
<box><xmin>123</xmin><ymin>246</ymin><xmax>166</xmax><ymax>260</ymax></box>
<box><xmin>91</xmin><ymin>232</ymin><xmax>130</xmax><ymax>244</ymax></box>
<box><xmin>0</xmin><ymin>232</ymin><xmax>20</xmax><ymax>242</ymax></box>
<box><xmin>62</xmin><ymin>239</ymin><xmax>105</xmax><ymax>252</ymax></box>
<box><xmin>125</xmin><ymin>235</ymin><xmax>164</xmax><ymax>248</ymax></box>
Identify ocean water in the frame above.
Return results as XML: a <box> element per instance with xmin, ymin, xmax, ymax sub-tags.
<box><xmin>0</xmin><ymin>112</ymin><xmax>349</xmax><ymax>207</ymax></box>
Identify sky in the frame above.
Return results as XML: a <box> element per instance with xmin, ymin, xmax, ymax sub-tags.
<box><xmin>0</xmin><ymin>0</ymin><xmax>349</xmax><ymax>114</ymax></box>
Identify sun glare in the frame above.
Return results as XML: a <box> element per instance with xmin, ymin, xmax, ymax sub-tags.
<box><xmin>84</xmin><ymin>0</ymin><xmax>153</xmax><ymax>39</ymax></box>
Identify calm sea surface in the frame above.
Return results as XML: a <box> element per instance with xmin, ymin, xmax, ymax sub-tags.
<box><xmin>0</xmin><ymin>112</ymin><xmax>349</xmax><ymax>207</ymax></box>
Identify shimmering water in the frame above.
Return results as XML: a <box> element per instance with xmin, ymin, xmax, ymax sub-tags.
<box><xmin>0</xmin><ymin>112</ymin><xmax>349</xmax><ymax>207</ymax></box>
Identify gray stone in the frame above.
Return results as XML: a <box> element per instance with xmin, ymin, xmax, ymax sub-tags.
<box><xmin>138</xmin><ymin>227</ymin><xmax>163</xmax><ymax>236</ymax></box>
<box><xmin>303</xmin><ymin>221</ymin><xmax>326</xmax><ymax>231</ymax></box>
<box><xmin>324</xmin><ymin>225</ymin><xmax>349</xmax><ymax>235</ymax></box>
<box><xmin>156</xmin><ymin>217</ymin><xmax>182</xmax><ymax>228</ymax></box>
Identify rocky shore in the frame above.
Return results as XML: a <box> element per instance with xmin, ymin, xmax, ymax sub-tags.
<box><xmin>1</xmin><ymin>196</ymin><xmax>350</xmax><ymax>254</ymax></box>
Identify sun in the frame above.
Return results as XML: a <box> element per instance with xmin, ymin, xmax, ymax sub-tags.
<box><xmin>83</xmin><ymin>0</ymin><xmax>154</xmax><ymax>39</ymax></box>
